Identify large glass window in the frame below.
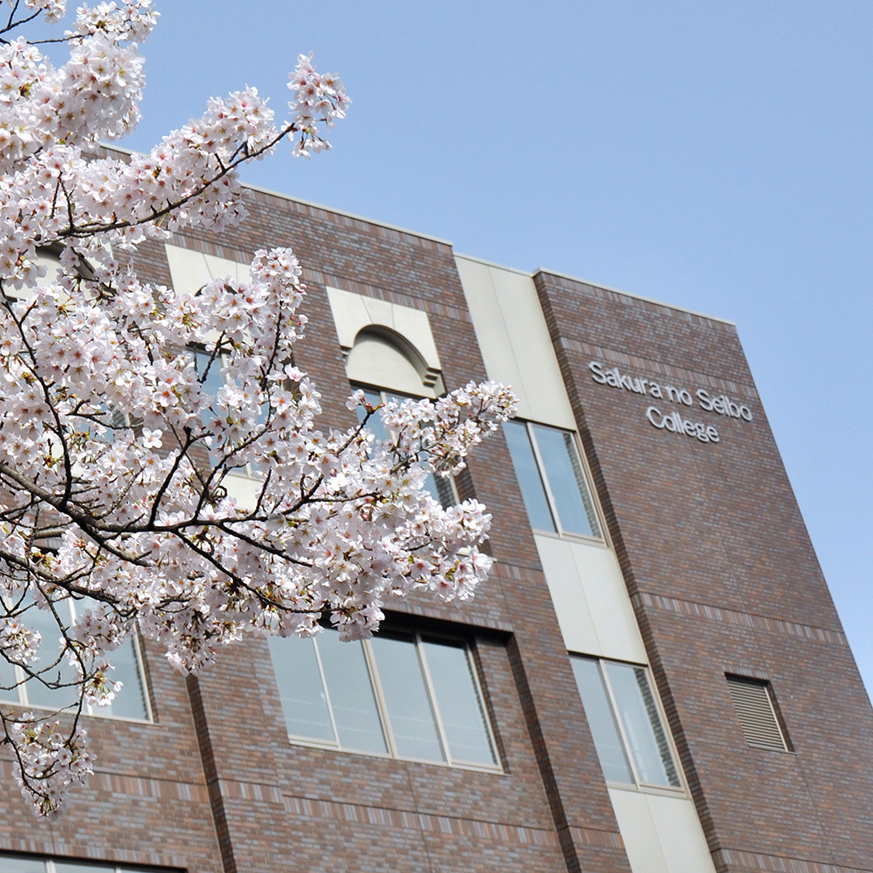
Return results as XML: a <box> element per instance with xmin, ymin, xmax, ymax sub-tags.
<box><xmin>355</xmin><ymin>385</ymin><xmax>457</xmax><ymax>507</ymax></box>
<box><xmin>268</xmin><ymin>628</ymin><xmax>498</xmax><ymax>769</ymax></box>
<box><xmin>2</xmin><ymin>854</ymin><xmax>163</xmax><ymax>873</ymax></box>
<box><xmin>0</xmin><ymin>598</ymin><xmax>151</xmax><ymax>722</ymax></box>
<box><xmin>570</xmin><ymin>656</ymin><xmax>680</xmax><ymax>790</ymax></box>
<box><xmin>193</xmin><ymin>348</ymin><xmax>266</xmax><ymax>476</ymax></box>
<box><xmin>503</xmin><ymin>420</ymin><xmax>600</xmax><ymax>539</ymax></box>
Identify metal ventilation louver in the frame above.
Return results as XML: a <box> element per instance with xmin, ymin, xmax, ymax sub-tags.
<box><xmin>726</xmin><ymin>676</ymin><xmax>789</xmax><ymax>752</ymax></box>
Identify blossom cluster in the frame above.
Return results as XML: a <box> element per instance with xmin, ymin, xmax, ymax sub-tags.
<box><xmin>0</xmin><ymin>0</ymin><xmax>515</xmax><ymax>817</ymax></box>
<box><xmin>9</xmin><ymin>718</ymin><xmax>92</xmax><ymax>816</ymax></box>
<box><xmin>5</xmin><ymin>0</ymin><xmax>67</xmax><ymax>25</ymax></box>
<box><xmin>287</xmin><ymin>52</ymin><xmax>350</xmax><ymax>157</ymax></box>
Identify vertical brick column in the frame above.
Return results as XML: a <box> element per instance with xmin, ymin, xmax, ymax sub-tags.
<box><xmin>534</xmin><ymin>269</ymin><xmax>873</xmax><ymax>872</ymax></box>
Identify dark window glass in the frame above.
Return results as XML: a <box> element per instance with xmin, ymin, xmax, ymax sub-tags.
<box><xmin>571</xmin><ymin>656</ymin><xmax>680</xmax><ymax>790</ymax></box>
<box><xmin>0</xmin><ymin>598</ymin><xmax>150</xmax><ymax>721</ymax></box>
<box><xmin>269</xmin><ymin>630</ymin><xmax>498</xmax><ymax>769</ymax></box>
<box><xmin>606</xmin><ymin>662</ymin><xmax>680</xmax><ymax>787</ymax></box>
<box><xmin>370</xmin><ymin>633</ymin><xmax>444</xmax><ymax>762</ymax></box>
<box><xmin>422</xmin><ymin>638</ymin><xmax>496</xmax><ymax>766</ymax></box>
<box><xmin>504</xmin><ymin>420</ymin><xmax>600</xmax><ymax>538</ymax></box>
<box><xmin>355</xmin><ymin>386</ymin><xmax>457</xmax><ymax>507</ymax></box>
<box><xmin>3</xmin><ymin>856</ymin><xmax>45</xmax><ymax>873</ymax></box>
<box><xmin>267</xmin><ymin>635</ymin><xmax>334</xmax><ymax>743</ymax></box>
<box><xmin>533</xmin><ymin>425</ymin><xmax>599</xmax><ymax>537</ymax></box>
<box><xmin>570</xmin><ymin>657</ymin><xmax>634</xmax><ymax>784</ymax></box>
<box><xmin>316</xmin><ymin>630</ymin><xmax>387</xmax><ymax>754</ymax></box>
<box><xmin>503</xmin><ymin>420</ymin><xmax>555</xmax><ymax>531</ymax></box>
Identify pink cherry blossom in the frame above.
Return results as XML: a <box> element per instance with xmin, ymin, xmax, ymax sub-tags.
<box><xmin>0</xmin><ymin>1</ymin><xmax>516</xmax><ymax>817</ymax></box>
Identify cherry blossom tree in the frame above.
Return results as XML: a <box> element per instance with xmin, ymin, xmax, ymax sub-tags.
<box><xmin>0</xmin><ymin>0</ymin><xmax>516</xmax><ymax>815</ymax></box>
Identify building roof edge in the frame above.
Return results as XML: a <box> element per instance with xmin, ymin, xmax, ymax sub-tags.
<box><xmin>242</xmin><ymin>182</ymin><xmax>455</xmax><ymax>247</ymax></box>
<box><xmin>453</xmin><ymin>251</ymin><xmax>534</xmax><ymax>277</ymax></box>
<box><xmin>97</xmin><ymin>144</ymin><xmax>454</xmax><ymax>247</ymax></box>
<box><xmin>454</xmin><ymin>249</ymin><xmax>736</xmax><ymax>326</ymax></box>
<box><xmin>533</xmin><ymin>267</ymin><xmax>737</xmax><ymax>326</ymax></box>
<box><xmin>98</xmin><ymin>144</ymin><xmax>733</xmax><ymax>325</ymax></box>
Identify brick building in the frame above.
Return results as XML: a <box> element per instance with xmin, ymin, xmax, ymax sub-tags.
<box><xmin>2</xmin><ymin>182</ymin><xmax>872</xmax><ymax>873</ymax></box>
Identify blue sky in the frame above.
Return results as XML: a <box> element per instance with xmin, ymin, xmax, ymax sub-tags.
<box><xmin>55</xmin><ymin>3</ymin><xmax>873</xmax><ymax>692</ymax></box>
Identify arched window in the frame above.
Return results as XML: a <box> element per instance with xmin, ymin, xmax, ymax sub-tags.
<box><xmin>345</xmin><ymin>330</ymin><xmax>455</xmax><ymax>506</ymax></box>
<box><xmin>345</xmin><ymin>326</ymin><xmax>442</xmax><ymax>398</ymax></box>
<box><xmin>326</xmin><ymin>287</ymin><xmax>455</xmax><ymax>505</ymax></box>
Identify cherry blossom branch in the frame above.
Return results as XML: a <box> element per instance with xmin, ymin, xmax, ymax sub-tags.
<box><xmin>0</xmin><ymin>0</ymin><xmax>516</xmax><ymax>818</ymax></box>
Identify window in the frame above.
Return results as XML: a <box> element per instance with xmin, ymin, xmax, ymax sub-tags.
<box><xmin>503</xmin><ymin>420</ymin><xmax>600</xmax><ymax>539</ymax></box>
<box><xmin>0</xmin><ymin>598</ymin><xmax>151</xmax><ymax>722</ymax></box>
<box><xmin>570</xmin><ymin>656</ymin><xmax>681</xmax><ymax>790</ymax></box>
<box><xmin>355</xmin><ymin>385</ymin><xmax>457</xmax><ymax>507</ymax></box>
<box><xmin>193</xmin><ymin>348</ymin><xmax>265</xmax><ymax>477</ymax></box>
<box><xmin>268</xmin><ymin>628</ymin><xmax>499</xmax><ymax>769</ymax></box>
<box><xmin>726</xmin><ymin>675</ymin><xmax>791</xmax><ymax>752</ymax></box>
<box><xmin>1</xmin><ymin>854</ymin><xmax>168</xmax><ymax>872</ymax></box>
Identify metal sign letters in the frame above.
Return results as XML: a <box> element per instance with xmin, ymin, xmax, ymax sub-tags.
<box><xmin>589</xmin><ymin>361</ymin><xmax>752</xmax><ymax>445</ymax></box>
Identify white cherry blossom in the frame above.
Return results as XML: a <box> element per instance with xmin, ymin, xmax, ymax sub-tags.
<box><xmin>0</xmin><ymin>1</ymin><xmax>516</xmax><ymax>816</ymax></box>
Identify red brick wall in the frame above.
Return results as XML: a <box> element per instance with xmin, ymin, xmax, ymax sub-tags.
<box><xmin>179</xmin><ymin>192</ymin><xmax>631</xmax><ymax>872</ymax></box>
<box><xmin>5</xmin><ymin>184</ymin><xmax>868</xmax><ymax>873</ymax></box>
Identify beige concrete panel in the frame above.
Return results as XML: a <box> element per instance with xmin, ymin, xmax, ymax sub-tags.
<box><xmin>165</xmin><ymin>245</ymin><xmax>212</xmax><ymax>295</ymax></box>
<box><xmin>571</xmin><ymin>542</ymin><xmax>648</xmax><ymax>663</ymax></box>
<box><xmin>455</xmin><ymin>255</ymin><xmax>575</xmax><ymax>429</ymax></box>
<box><xmin>204</xmin><ymin>253</ymin><xmax>252</xmax><ymax>284</ymax></box>
<box><xmin>325</xmin><ymin>286</ymin><xmax>442</xmax><ymax>374</ymax></box>
<box><xmin>326</xmin><ymin>286</ymin><xmax>370</xmax><ymax>349</ymax></box>
<box><xmin>608</xmin><ymin>788</ymin><xmax>670</xmax><ymax>873</ymax></box>
<box><xmin>492</xmin><ymin>268</ymin><xmax>575</xmax><ymax>428</ymax></box>
<box><xmin>389</xmin><ymin>305</ymin><xmax>441</xmax><ymax>368</ymax></box>
<box><xmin>165</xmin><ymin>244</ymin><xmax>251</xmax><ymax>295</ymax></box>
<box><xmin>34</xmin><ymin>251</ymin><xmax>61</xmax><ymax>289</ymax></box>
<box><xmin>535</xmin><ymin>534</ymin><xmax>600</xmax><ymax>654</ymax></box>
<box><xmin>646</xmin><ymin>794</ymin><xmax>716</xmax><ymax>873</ymax></box>
<box><xmin>224</xmin><ymin>472</ymin><xmax>262</xmax><ymax>512</ymax></box>
<box><xmin>360</xmin><ymin>295</ymin><xmax>395</xmax><ymax>330</ymax></box>
<box><xmin>455</xmin><ymin>257</ymin><xmax>523</xmax><ymax>396</ymax></box>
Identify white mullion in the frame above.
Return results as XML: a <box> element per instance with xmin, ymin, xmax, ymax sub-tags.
<box><xmin>599</xmin><ymin>660</ymin><xmax>643</xmax><ymax>789</ymax></box>
<box><xmin>362</xmin><ymin>639</ymin><xmax>398</xmax><ymax>758</ymax></box>
<box><xmin>527</xmin><ymin>422</ymin><xmax>563</xmax><ymax>534</ymax></box>
<box><xmin>128</xmin><ymin>631</ymin><xmax>154</xmax><ymax>723</ymax></box>
<box><xmin>414</xmin><ymin>633</ymin><xmax>451</xmax><ymax>765</ymax></box>
<box><xmin>312</xmin><ymin>636</ymin><xmax>341</xmax><ymax>748</ymax></box>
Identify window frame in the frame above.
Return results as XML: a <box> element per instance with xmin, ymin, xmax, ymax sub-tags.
<box><xmin>571</xmin><ymin>654</ymin><xmax>685</xmax><ymax>795</ymax></box>
<box><xmin>192</xmin><ymin>346</ymin><xmax>266</xmax><ymax>481</ymax></box>
<box><xmin>0</xmin><ymin>853</ymin><xmax>169</xmax><ymax>873</ymax></box>
<box><xmin>505</xmin><ymin>419</ymin><xmax>604</xmax><ymax>543</ymax></box>
<box><xmin>0</xmin><ymin>598</ymin><xmax>153</xmax><ymax>724</ymax></box>
<box><xmin>352</xmin><ymin>383</ymin><xmax>460</xmax><ymax>508</ymax></box>
<box><xmin>270</xmin><ymin>627</ymin><xmax>502</xmax><ymax>773</ymax></box>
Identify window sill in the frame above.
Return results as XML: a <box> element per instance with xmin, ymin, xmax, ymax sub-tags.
<box><xmin>281</xmin><ymin>736</ymin><xmax>504</xmax><ymax>775</ymax></box>
<box><xmin>606</xmin><ymin>780</ymin><xmax>688</xmax><ymax>799</ymax></box>
<box><xmin>532</xmin><ymin>528</ymin><xmax>607</xmax><ymax>548</ymax></box>
<box><xmin>0</xmin><ymin>701</ymin><xmax>153</xmax><ymax>725</ymax></box>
